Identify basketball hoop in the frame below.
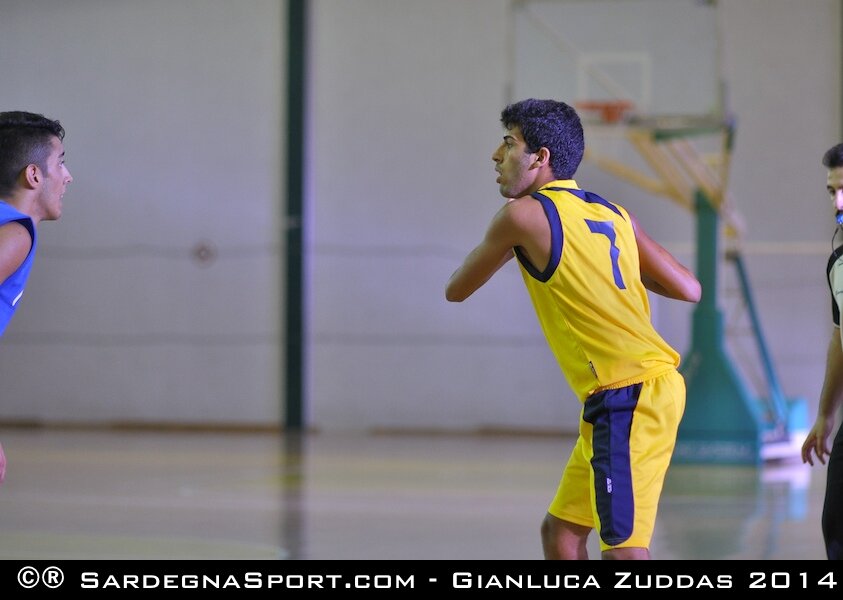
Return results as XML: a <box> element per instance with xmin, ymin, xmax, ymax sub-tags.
<box><xmin>575</xmin><ymin>100</ymin><xmax>634</xmax><ymax>124</ymax></box>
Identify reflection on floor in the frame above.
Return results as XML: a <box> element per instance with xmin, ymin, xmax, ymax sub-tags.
<box><xmin>0</xmin><ymin>428</ymin><xmax>828</xmax><ymax>560</ymax></box>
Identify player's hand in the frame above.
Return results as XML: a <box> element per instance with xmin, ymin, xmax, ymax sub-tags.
<box><xmin>801</xmin><ymin>417</ymin><xmax>833</xmax><ymax>466</ymax></box>
<box><xmin>0</xmin><ymin>442</ymin><xmax>6</xmax><ymax>484</ymax></box>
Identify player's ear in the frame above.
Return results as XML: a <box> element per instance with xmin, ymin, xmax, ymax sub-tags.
<box><xmin>22</xmin><ymin>164</ymin><xmax>41</xmax><ymax>188</ymax></box>
<box><xmin>532</xmin><ymin>147</ymin><xmax>550</xmax><ymax>169</ymax></box>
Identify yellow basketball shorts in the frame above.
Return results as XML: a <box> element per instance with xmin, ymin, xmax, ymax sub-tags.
<box><xmin>547</xmin><ymin>369</ymin><xmax>686</xmax><ymax>550</ymax></box>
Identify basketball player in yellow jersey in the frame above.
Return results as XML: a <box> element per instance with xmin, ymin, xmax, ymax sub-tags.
<box><xmin>446</xmin><ymin>99</ymin><xmax>701</xmax><ymax>560</ymax></box>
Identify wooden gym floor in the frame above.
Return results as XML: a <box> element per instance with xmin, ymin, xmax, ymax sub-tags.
<box><xmin>0</xmin><ymin>428</ymin><xmax>829</xmax><ymax>560</ymax></box>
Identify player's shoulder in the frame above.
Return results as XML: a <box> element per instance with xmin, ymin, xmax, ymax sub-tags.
<box><xmin>0</xmin><ymin>219</ymin><xmax>33</xmax><ymax>248</ymax></box>
<box><xmin>500</xmin><ymin>196</ymin><xmax>547</xmax><ymax>229</ymax></box>
<box><xmin>0</xmin><ymin>218</ymin><xmax>31</xmax><ymax>233</ymax></box>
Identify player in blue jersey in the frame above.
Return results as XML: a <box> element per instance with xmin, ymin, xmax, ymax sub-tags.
<box><xmin>0</xmin><ymin>111</ymin><xmax>73</xmax><ymax>483</ymax></box>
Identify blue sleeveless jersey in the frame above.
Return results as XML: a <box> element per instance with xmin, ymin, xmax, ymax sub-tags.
<box><xmin>0</xmin><ymin>201</ymin><xmax>36</xmax><ymax>335</ymax></box>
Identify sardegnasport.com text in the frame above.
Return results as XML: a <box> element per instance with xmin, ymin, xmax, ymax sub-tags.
<box><xmin>72</xmin><ymin>569</ymin><xmax>837</xmax><ymax>591</ymax></box>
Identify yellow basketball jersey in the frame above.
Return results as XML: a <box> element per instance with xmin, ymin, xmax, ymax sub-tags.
<box><xmin>515</xmin><ymin>181</ymin><xmax>679</xmax><ymax>401</ymax></box>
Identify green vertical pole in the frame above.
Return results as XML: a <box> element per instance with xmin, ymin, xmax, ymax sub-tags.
<box><xmin>285</xmin><ymin>0</ymin><xmax>306</xmax><ymax>430</ymax></box>
<box><xmin>675</xmin><ymin>190</ymin><xmax>764</xmax><ymax>464</ymax></box>
<box><xmin>695</xmin><ymin>189</ymin><xmax>718</xmax><ymax>315</ymax></box>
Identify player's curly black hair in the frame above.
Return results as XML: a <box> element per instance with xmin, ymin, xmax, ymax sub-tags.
<box><xmin>500</xmin><ymin>99</ymin><xmax>584</xmax><ymax>180</ymax></box>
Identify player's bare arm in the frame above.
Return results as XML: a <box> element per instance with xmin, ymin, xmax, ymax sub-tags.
<box><xmin>0</xmin><ymin>221</ymin><xmax>32</xmax><ymax>284</ymax></box>
<box><xmin>446</xmin><ymin>201</ymin><xmax>538</xmax><ymax>302</ymax></box>
<box><xmin>802</xmin><ymin>332</ymin><xmax>843</xmax><ymax>466</ymax></box>
<box><xmin>630</xmin><ymin>212</ymin><xmax>701</xmax><ymax>303</ymax></box>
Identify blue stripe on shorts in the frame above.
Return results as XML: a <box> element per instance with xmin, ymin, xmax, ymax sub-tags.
<box><xmin>583</xmin><ymin>383</ymin><xmax>642</xmax><ymax>546</ymax></box>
